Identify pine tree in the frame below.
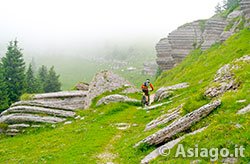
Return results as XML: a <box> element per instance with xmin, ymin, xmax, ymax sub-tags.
<box><xmin>215</xmin><ymin>2</ymin><xmax>223</xmax><ymax>13</ymax></box>
<box><xmin>44</xmin><ymin>66</ymin><xmax>61</xmax><ymax>93</ymax></box>
<box><xmin>37</xmin><ymin>65</ymin><xmax>48</xmax><ymax>92</ymax></box>
<box><xmin>25</xmin><ymin>64</ymin><xmax>41</xmax><ymax>93</ymax></box>
<box><xmin>222</xmin><ymin>0</ymin><xmax>240</xmax><ymax>10</ymax></box>
<box><xmin>0</xmin><ymin>63</ymin><xmax>9</xmax><ymax>112</ymax></box>
<box><xmin>1</xmin><ymin>40</ymin><xmax>26</xmax><ymax>104</ymax></box>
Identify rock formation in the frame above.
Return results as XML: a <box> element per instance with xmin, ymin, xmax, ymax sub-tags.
<box><xmin>144</xmin><ymin>106</ymin><xmax>181</xmax><ymax>131</ymax></box>
<box><xmin>237</xmin><ymin>104</ymin><xmax>250</xmax><ymax>114</ymax></box>
<box><xmin>154</xmin><ymin>83</ymin><xmax>189</xmax><ymax>102</ymax></box>
<box><xmin>84</xmin><ymin>70</ymin><xmax>134</xmax><ymax>109</ymax></box>
<box><xmin>205</xmin><ymin>55</ymin><xmax>250</xmax><ymax>98</ymax></box>
<box><xmin>240</xmin><ymin>0</ymin><xmax>250</xmax><ymax>21</ymax></box>
<box><xmin>96</xmin><ymin>94</ymin><xmax>139</xmax><ymax>106</ymax></box>
<box><xmin>134</xmin><ymin>100</ymin><xmax>221</xmax><ymax>147</ymax></box>
<box><xmin>0</xmin><ymin>90</ymin><xmax>87</xmax><ymax>136</ymax></box>
<box><xmin>156</xmin><ymin>4</ymin><xmax>250</xmax><ymax>71</ymax></box>
<box><xmin>142</xmin><ymin>61</ymin><xmax>158</xmax><ymax>76</ymax></box>
<box><xmin>141</xmin><ymin>126</ymin><xmax>208</xmax><ymax>164</ymax></box>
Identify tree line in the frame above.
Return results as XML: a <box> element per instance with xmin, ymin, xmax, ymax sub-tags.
<box><xmin>0</xmin><ymin>40</ymin><xmax>61</xmax><ymax>112</ymax></box>
<box><xmin>215</xmin><ymin>0</ymin><xmax>242</xmax><ymax>13</ymax></box>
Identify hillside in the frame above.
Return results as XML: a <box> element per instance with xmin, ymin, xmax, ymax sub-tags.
<box><xmin>0</xmin><ymin>25</ymin><xmax>249</xmax><ymax>164</ymax></box>
<box><xmin>24</xmin><ymin>40</ymin><xmax>157</xmax><ymax>90</ymax></box>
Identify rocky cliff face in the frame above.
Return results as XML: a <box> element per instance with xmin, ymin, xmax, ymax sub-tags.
<box><xmin>156</xmin><ymin>4</ymin><xmax>250</xmax><ymax>71</ymax></box>
<box><xmin>241</xmin><ymin>0</ymin><xmax>250</xmax><ymax>20</ymax></box>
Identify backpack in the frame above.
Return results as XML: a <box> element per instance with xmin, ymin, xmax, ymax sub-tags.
<box><xmin>144</xmin><ymin>81</ymin><xmax>149</xmax><ymax>87</ymax></box>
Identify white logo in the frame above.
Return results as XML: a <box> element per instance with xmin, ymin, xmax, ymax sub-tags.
<box><xmin>159</xmin><ymin>145</ymin><xmax>171</xmax><ymax>156</ymax></box>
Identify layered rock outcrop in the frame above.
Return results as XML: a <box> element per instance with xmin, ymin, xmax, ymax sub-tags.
<box><xmin>240</xmin><ymin>0</ymin><xmax>250</xmax><ymax>20</ymax></box>
<box><xmin>84</xmin><ymin>70</ymin><xmax>133</xmax><ymax>109</ymax></box>
<box><xmin>142</xmin><ymin>61</ymin><xmax>158</xmax><ymax>76</ymax></box>
<box><xmin>134</xmin><ymin>100</ymin><xmax>221</xmax><ymax>147</ymax></box>
<box><xmin>156</xmin><ymin>4</ymin><xmax>250</xmax><ymax>71</ymax></box>
<box><xmin>205</xmin><ymin>55</ymin><xmax>250</xmax><ymax>98</ymax></box>
<box><xmin>154</xmin><ymin>83</ymin><xmax>189</xmax><ymax>102</ymax></box>
<box><xmin>0</xmin><ymin>91</ymin><xmax>87</xmax><ymax>136</ymax></box>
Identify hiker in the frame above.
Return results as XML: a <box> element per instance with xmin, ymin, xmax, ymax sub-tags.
<box><xmin>141</xmin><ymin>79</ymin><xmax>154</xmax><ymax>105</ymax></box>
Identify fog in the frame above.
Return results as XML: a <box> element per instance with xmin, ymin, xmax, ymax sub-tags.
<box><xmin>0</xmin><ymin>0</ymin><xmax>223</xmax><ymax>57</ymax></box>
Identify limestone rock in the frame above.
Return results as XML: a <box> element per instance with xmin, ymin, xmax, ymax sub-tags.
<box><xmin>155</xmin><ymin>8</ymin><xmax>249</xmax><ymax>71</ymax></box>
<box><xmin>141</xmin><ymin>127</ymin><xmax>207</xmax><ymax>164</ymax></box>
<box><xmin>12</xmin><ymin>100</ymin><xmax>76</xmax><ymax>111</ymax></box>
<box><xmin>201</xmin><ymin>17</ymin><xmax>227</xmax><ymax>51</ymax></box>
<box><xmin>75</xmin><ymin>82</ymin><xmax>89</xmax><ymax>91</ymax></box>
<box><xmin>8</xmin><ymin>124</ymin><xmax>30</xmax><ymax>129</ymax></box>
<box><xmin>240</xmin><ymin>0</ymin><xmax>250</xmax><ymax>20</ymax></box>
<box><xmin>237</xmin><ymin>104</ymin><xmax>250</xmax><ymax>114</ymax></box>
<box><xmin>134</xmin><ymin>100</ymin><xmax>221</xmax><ymax>147</ymax></box>
<box><xmin>205</xmin><ymin>55</ymin><xmax>250</xmax><ymax>98</ymax></box>
<box><xmin>154</xmin><ymin>83</ymin><xmax>189</xmax><ymax>102</ymax></box>
<box><xmin>142</xmin><ymin>61</ymin><xmax>158</xmax><ymax>76</ymax></box>
<box><xmin>144</xmin><ymin>106</ymin><xmax>182</xmax><ymax>131</ymax></box>
<box><xmin>221</xmin><ymin>158</ymin><xmax>239</xmax><ymax>164</ymax></box>
<box><xmin>96</xmin><ymin>94</ymin><xmax>139</xmax><ymax>106</ymax></box>
<box><xmin>84</xmin><ymin>70</ymin><xmax>134</xmax><ymax>109</ymax></box>
<box><xmin>0</xmin><ymin>113</ymin><xmax>66</xmax><ymax>124</ymax></box>
<box><xmin>32</xmin><ymin>91</ymin><xmax>88</xmax><ymax>110</ymax></box>
<box><xmin>1</xmin><ymin>106</ymin><xmax>76</xmax><ymax>118</ymax></box>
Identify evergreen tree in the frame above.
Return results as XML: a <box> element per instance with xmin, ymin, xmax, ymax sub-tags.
<box><xmin>222</xmin><ymin>0</ymin><xmax>241</xmax><ymax>10</ymax></box>
<box><xmin>0</xmin><ymin>63</ymin><xmax>9</xmax><ymax>112</ymax></box>
<box><xmin>215</xmin><ymin>2</ymin><xmax>223</xmax><ymax>13</ymax></box>
<box><xmin>37</xmin><ymin>65</ymin><xmax>48</xmax><ymax>92</ymax></box>
<box><xmin>44</xmin><ymin>66</ymin><xmax>61</xmax><ymax>93</ymax></box>
<box><xmin>1</xmin><ymin>40</ymin><xmax>26</xmax><ymax>104</ymax></box>
<box><xmin>25</xmin><ymin>64</ymin><xmax>41</xmax><ymax>93</ymax></box>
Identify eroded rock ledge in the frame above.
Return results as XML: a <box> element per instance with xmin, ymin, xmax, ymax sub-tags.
<box><xmin>156</xmin><ymin>4</ymin><xmax>250</xmax><ymax>71</ymax></box>
<box><xmin>134</xmin><ymin>100</ymin><xmax>221</xmax><ymax>147</ymax></box>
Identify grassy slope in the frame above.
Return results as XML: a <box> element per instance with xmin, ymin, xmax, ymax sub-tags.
<box><xmin>0</xmin><ymin>29</ymin><xmax>250</xmax><ymax>164</ymax></box>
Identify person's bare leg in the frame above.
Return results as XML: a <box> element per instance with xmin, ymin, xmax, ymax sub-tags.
<box><xmin>146</xmin><ymin>95</ymin><xmax>148</xmax><ymax>102</ymax></box>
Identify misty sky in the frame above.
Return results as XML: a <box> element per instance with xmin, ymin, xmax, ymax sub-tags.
<box><xmin>0</xmin><ymin>0</ymin><xmax>223</xmax><ymax>56</ymax></box>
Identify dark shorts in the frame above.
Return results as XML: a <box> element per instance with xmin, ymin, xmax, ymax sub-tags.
<box><xmin>142</xmin><ymin>88</ymin><xmax>149</xmax><ymax>96</ymax></box>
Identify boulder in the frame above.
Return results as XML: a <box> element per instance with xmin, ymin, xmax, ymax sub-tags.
<box><xmin>205</xmin><ymin>55</ymin><xmax>250</xmax><ymax>98</ymax></box>
<box><xmin>96</xmin><ymin>94</ymin><xmax>139</xmax><ymax>106</ymax></box>
<box><xmin>154</xmin><ymin>83</ymin><xmax>189</xmax><ymax>102</ymax></box>
<box><xmin>84</xmin><ymin>70</ymin><xmax>134</xmax><ymax>109</ymax></box>
<box><xmin>144</xmin><ymin>106</ymin><xmax>182</xmax><ymax>131</ymax></box>
<box><xmin>141</xmin><ymin>127</ymin><xmax>207</xmax><ymax>164</ymax></box>
<box><xmin>134</xmin><ymin>100</ymin><xmax>221</xmax><ymax>147</ymax></box>
<box><xmin>237</xmin><ymin>104</ymin><xmax>250</xmax><ymax>114</ymax></box>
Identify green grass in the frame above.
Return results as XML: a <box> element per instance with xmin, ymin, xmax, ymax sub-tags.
<box><xmin>0</xmin><ymin>29</ymin><xmax>250</xmax><ymax>163</ymax></box>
